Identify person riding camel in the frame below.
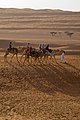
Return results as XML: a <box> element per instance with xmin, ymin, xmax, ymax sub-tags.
<box><xmin>26</xmin><ymin>43</ymin><xmax>32</xmax><ymax>53</ymax></box>
<box><xmin>39</xmin><ymin>44</ymin><xmax>42</xmax><ymax>51</ymax></box>
<box><xmin>46</xmin><ymin>44</ymin><xmax>52</xmax><ymax>53</ymax></box>
<box><xmin>39</xmin><ymin>44</ymin><xmax>46</xmax><ymax>53</ymax></box>
<box><xmin>9</xmin><ymin>42</ymin><xmax>13</xmax><ymax>51</ymax></box>
<box><xmin>39</xmin><ymin>44</ymin><xmax>45</xmax><ymax>52</ymax></box>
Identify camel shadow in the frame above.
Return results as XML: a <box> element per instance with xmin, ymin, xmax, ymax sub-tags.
<box><xmin>24</xmin><ymin>63</ymin><xmax>80</xmax><ymax>97</ymax></box>
<box><xmin>66</xmin><ymin>62</ymin><xmax>80</xmax><ymax>73</ymax></box>
<box><xmin>1</xmin><ymin>61</ymin><xmax>80</xmax><ymax>97</ymax></box>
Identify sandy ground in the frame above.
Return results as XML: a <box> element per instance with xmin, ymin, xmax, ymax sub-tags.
<box><xmin>0</xmin><ymin>8</ymin><xmax>80</xmax><ymax>120</ymax></box>
<box><xmin>0</xmin><ymin>54</ymin><xmax>80</xmax><ymax>120</ymax></box>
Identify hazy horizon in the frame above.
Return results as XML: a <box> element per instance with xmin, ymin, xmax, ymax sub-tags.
<box><xmin>0</xmin><ymin>0</ymin><xmax>80</xmax><ymax>12</ymax></box>
<box><xmin>0</xmin><ymin>7</ymin><xmax>80</xmax><ymax>12</ymax></box>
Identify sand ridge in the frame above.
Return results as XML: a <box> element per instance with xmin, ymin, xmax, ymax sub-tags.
<box><xmin>0</xmin><ymin>55</ymin><xmax>80</xmax><ymax>120</ymax></box>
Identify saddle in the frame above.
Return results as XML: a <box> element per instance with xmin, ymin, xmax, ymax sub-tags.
<box><xmin>30</xmin><ymin>50</ymin><xmax>36</xmax><ymax>54</ymax></box>
<box><xmin>8</xmin><ymin>47</ymin><xmax>17</xmax><ymax>52</ymax></box>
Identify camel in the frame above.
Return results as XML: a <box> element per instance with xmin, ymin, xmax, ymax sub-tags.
<box><xmin>65</xmin><ymin>31</ymin><xmax>74</xmax><ymax>38</ymax></box>
<box><xmin>4</xmin><ymin>47</ymin><xmax>18</xmax><ymax>62</ymax></box>
<box><xmin>50</xmin><ymin>32</ymin><xmax>57</xmax><ymax>36</ymax></box>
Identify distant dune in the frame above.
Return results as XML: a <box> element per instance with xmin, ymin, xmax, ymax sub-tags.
<box><xmin>0</xmin><ymin>8</ymin><xmax>80</xmax><ymax>51</ymax></box>
<box><xmin>0</xmin><ymin>8</ymin><xmax>80</xmax><ymax>30</ymax></box>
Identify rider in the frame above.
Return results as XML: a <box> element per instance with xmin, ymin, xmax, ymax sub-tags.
<box><xmin>39</xmin><ymin>44</ymin><xmax>45</xmax><ymax>53</ymax></box>
<box><xmin>39</xmin><ymin>44</ymin><xmax>42</xmax><ymax>51</ymax></box>
<box><xmin>9</xmin><ymin>42</ymin><xmax>12</xmax><ymax>51</ymax></box>
<box><xmin>26</xmin><ymin>43</ymin><xmax>32</xmax><ymax>53</ymax></box>
<box><xmin>46</xmin><ymin>44</ymin><xmax>52</xmax><ymax>53</ymax></box>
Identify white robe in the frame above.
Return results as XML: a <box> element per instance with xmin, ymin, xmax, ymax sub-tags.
<box><xmin>61</xmin><ymin>52</ymin><xmax>66</xmax><ymax>63</ymax></box>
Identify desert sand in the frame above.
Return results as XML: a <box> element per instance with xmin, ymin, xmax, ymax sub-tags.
<box><xmin>0</xmin><ymin>8</ymin><xmax>80</xmax><ymax>120</ymax></box>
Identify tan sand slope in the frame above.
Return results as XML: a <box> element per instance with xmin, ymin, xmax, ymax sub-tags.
<box><xmin>0</xmin><ymin>55</ymin><xmax>80</xmax><ymax>120</ymax></box>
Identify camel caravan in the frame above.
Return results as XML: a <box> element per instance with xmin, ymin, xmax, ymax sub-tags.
<box><xmin>4</xmin><ymin>41</ymin><xmax>66</xmax><ymax>64</ymax></box>
<box><xmin>50</xmin><ymin>31</ymin><xmax>74</xmax><ymax>38</ymax></box>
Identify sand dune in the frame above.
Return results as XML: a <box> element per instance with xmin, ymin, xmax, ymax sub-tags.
<box><xmin>0</xmin><ymin>8</ymin><xmax>80</xmax><ymax>120</ymax></box>
<box><xmin>0</xmin><ymin>8</ymin><xmax>80</xmax><ymax>52</ymax></box>
<box><xmin>0</xmin><ymin>55</ymin><xmax>80</xmax><ymax>120</ymax></box>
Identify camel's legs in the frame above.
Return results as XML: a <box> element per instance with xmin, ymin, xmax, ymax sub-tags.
<box><xmin>10</xmin><ymin>54</ymin><xmax>15</xmax><ymax>62</ymax></box>
<box><xmin>4</xmin><ymin>52</ymin><xmax>9</xmax><ymax>62</ymax></box>
<box><xmin>20</xmin><ymin>53</ymin><xmax>25</xmax><ymax>62</ymax></box>
<box><xmin>23</xmin><ymin>55</ymin><xmax>29</xmax><ymax>65</ymax></box>
<box><xmin>16</xmin><ymin>53</ymin><xmax>18</xmax><ymax>62</ymax></box>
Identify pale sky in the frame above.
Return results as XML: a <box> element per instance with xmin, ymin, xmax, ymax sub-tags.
<box><xmin>0</xmin><ymin>0</ymin><xmax>80</xmax><ymax>11</ymax></box>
